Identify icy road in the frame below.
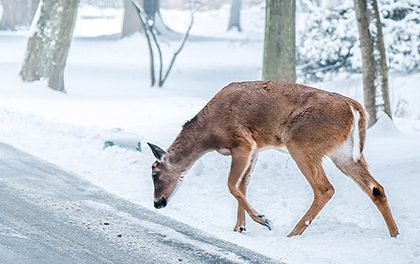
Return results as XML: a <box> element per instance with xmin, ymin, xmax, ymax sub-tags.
<box><xmin>0</xmin><ymin>143</ymin><xmax>281</xmax><ymax>264</ymax></box>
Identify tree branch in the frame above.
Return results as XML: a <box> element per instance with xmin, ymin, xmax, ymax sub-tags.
<box><xmin>160</xmin><ymin>5</ymin><xmax>196</xmax><ymax>86</ymax></box>
<box><xmin>131</xmin><ymin>0</ymin><xmax>201</xmax><ymax>87</ymax></box>
<box><xmin>130</xmin><ymin>0</ymin><xmax>156</xmax><ymax>86</ymax></box>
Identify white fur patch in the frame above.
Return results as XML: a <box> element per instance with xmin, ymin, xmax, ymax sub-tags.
<box><xmin>351</xmin><ymin>107</ymin><xmax>361</xmax><ymax>162</ymax></box>
<box><xmin>329</xmin><ymin>106</ymin><xmax>361</xmax><ymax>163</ymax></box>
<box><xmin>234</xmin><ymin>141</ymin><xmax>257</xmax><ymax>189</ymax></box>
<box><xmin>330</xmin><ymin>133</ymin><xmax>353</xmax><ymax>162</ymax></box>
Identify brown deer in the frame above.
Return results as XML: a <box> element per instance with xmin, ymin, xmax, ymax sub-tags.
<box><xmin>147</xmin><ymin>80</ymin><xmax>399</xmax><ymax>237</ymax></box>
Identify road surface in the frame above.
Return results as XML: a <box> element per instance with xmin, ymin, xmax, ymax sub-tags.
<box><xmin>0</xmin><ymin>143</ymin><xmax>282</xmax><ymax>264</ymax></box>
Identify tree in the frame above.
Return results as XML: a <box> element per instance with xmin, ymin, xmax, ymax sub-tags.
<box><xmin>143</xmin><ymin>0</ymin><xmax>159</xmax><ymax>19</ymax></box>
<box><xmin>122</xmin><ymin>0</ymin><xmax>143</xmax><ymax>37</ymax></box>
<box><xmin>20</xmin><ymin>0</ymin><xmax>80</xmax><ymax>92</ymax></box>
<box><xmin>144</xmin><ymin>0</ymin><xmax>181</xmax><ymax>40</ymax></box>
<box><xmin>130</xmin><ymin>0</ymin><xmax>199</xmax><ymax>87</ymax></box>
<box><xmin>354</xmin><ymin>0</ymin><xmax>391</xmax><ymax>126</ymax></box>
<box><xmin>227</xmin><ymin>0</ymin><xmax>242</xmax><ymax>32</ymax></box>
<box><xmin>0</xmin><ymin>0</ymin><xmax>39</xmax><ymax>30</ymax></box>
<box><xmin>262</xmin><ymin>0</ymin><xmax>296</xmax><ymax>82</ymax></box>
<box><xmin>122</xmin><ymin>0</ymin><xmax>179</xmax><ymax>39</ymax></box>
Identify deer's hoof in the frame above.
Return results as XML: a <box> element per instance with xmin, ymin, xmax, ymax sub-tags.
<box><xmin>258</xmin><ymin>214</ymin><xmax>272</xmax><ymax>231</ymax></box>
<box><xmin>233</xmin><ymin>225</ymin><xmax>246</xmax><ymax>233</ymax></box>
<box><xmin>391</xmin><ymin>231</ymin><xmax>399</xmax><ymax>238</ymax></box>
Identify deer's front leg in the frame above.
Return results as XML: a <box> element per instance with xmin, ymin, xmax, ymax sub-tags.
<box><xmin>228</xmin><ymin>147</ymin><xmax>272</xmax><ymax>231</ymax></box>
<box><xmin>233</xmin><ymin>153</ymin><xmax>258</xmax><ymax>232</ymax></box>
<box><xmin>233</xmin><ymin>167</ymin><xmax>250</xmax><ymax>232</ymax></box>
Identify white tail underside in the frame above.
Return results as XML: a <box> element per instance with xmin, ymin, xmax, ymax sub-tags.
<box><xmin>351</xmin><ymin>106</ymin><xmax>361</xmax><ymax>162</ymax></box>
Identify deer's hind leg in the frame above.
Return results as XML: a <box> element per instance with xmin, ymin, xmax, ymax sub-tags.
<box><xmin>287</xmin><ymin>147</ymin><xmax>335</xmax><ymax>237</ymax></box>
<box><xmin>330</xmin><ymin>154</ymin><xmax>399</xmax><ymax>237</ymax></box>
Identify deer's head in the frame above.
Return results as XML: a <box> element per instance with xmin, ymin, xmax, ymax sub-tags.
<box><xmin>147</xmin><ymin>143</ymin><xmax>182</xmax><ymax>209</ymax></box>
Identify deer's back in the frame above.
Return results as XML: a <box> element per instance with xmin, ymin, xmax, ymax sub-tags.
<box><xmin>201</xmin><ymin>81</ymin><xmax>360</xmax><ymax>151</ymax></box>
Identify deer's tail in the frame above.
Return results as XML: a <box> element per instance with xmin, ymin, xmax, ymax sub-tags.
<box><xmin>350</xmin><ymin>102</ymin><xmax>367</xmax><ymax>161</ymax></box>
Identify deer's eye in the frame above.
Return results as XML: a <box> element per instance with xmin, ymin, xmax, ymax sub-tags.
<box><xmin>151</xmin><ymin>161</ymin><xmax>161</xmax><ymax>169</ymax></box>
<box><xmin>152</xmin><ymin>172</ymin><xmax>160</xmax><ymax>180</ymax></box>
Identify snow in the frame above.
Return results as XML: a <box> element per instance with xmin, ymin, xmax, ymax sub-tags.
<box><xmin>75</xmin><ymin>6</ymin><xmax>123</xmax><ymax>37</ymax></box>
<box><xmin>369</xmin><ymin>113</ymin><xmax>402</xmax><ymax>137</ymax></box>
<box><xmin>161</xmin><ymin>3</ymin><xmax>266</xmax><ymax>40</ymax></box>
<box><xmin>1</xmin><ymin>4</ymin><xmax>420</xmax><ymax>264</ymax></box>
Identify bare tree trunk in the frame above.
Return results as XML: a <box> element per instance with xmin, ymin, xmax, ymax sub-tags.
<box><xmin>227</xmin><ymin>0</ymin><xmax>242</xmax><ymax>32</ymax></box>
<box><xmin>144</xmin><ymin>0</ymin><xmax>178</xmax><ymax>39</ymax></box>
<box><xmin>354</xmin><ymin>0</ymin><xmax>391</xmax><ymax>126</ymax></box>
<box><xmin>20</xmin><ymin>0</ymin><xmax>80</xmax><ymax>92</ymax></box>
<box><xmin>121</xmin><ymin>0</ymin><xmax>143</xmax><ymax>37</ymax></box>
<box><xmin>0</xmin><ymin>0</ymin><xmax>38</xmax><ymax>30</ymax></box>
<box><xmin>30</xmin><ymin>0</ymin><xmax>40</xmax><ymax>18</ymax></box>
<box><xmin>262</xmin><ymin>0</ymin><xmax>296</xmax><ymax>82</ymax></box>
<box><xmin>354</xmin><ymin>0</ymin><xmax>377</xmax><ymax>126</ymax></box>
<box><xmin>130</xmin><ymin>0</ymin><xmax>196</xmax><ymax>87</ymax></box>
<box><xmin>372</xmin><ymin>0</ymin><xmax>391</xmax><ymax>119</ymax></box>
<box><xmin>143</xmin><ymin>0</ymin><xmax>159</xmax><ymax>19</ymax></box>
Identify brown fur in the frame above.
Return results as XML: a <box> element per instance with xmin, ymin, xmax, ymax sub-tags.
<box><xmin>150</xmin><ymin>80</ymin><xmax>399</xmax><ymax>237</ymax></box>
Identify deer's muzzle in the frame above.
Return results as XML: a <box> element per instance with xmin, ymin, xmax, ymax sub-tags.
<box><xmin>154</xmin><ymin>197</ymin><xmax>167</xmax><ymax>209</ymax></box>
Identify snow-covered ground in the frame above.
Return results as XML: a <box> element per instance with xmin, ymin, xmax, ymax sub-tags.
<box><xmin>1</xmin><ymin>6</ymin><xmax>420</xmax><ymax>264</ymax></box>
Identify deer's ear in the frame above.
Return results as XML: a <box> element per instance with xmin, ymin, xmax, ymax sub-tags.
<box><xmin>147</xmin><ymin>143</ymin><xmax>167</xmax><ymax>160</ymax></box>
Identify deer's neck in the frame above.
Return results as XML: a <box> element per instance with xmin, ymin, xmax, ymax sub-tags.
<box><xmin>166</xmin><ymin>126</ymin><xmax>210</xmax><ymax>173</ymax></box>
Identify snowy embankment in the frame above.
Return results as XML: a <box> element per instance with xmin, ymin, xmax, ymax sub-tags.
<box><xmin>1</xmin><ymin>8</ymin><xmax>420</xmax><ymax>264</ymax></box>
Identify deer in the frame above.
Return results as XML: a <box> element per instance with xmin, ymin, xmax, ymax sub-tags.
<box><xmin>147</xmin><ymin>80</ymin><xmax>399</xmax><ymax>237</ymax></box>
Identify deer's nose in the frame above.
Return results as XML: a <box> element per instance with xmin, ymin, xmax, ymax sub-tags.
<box><xmin>154</xmin><ymin>197</ymin><xmax>167</xmax><ymax>209</ymax></box>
